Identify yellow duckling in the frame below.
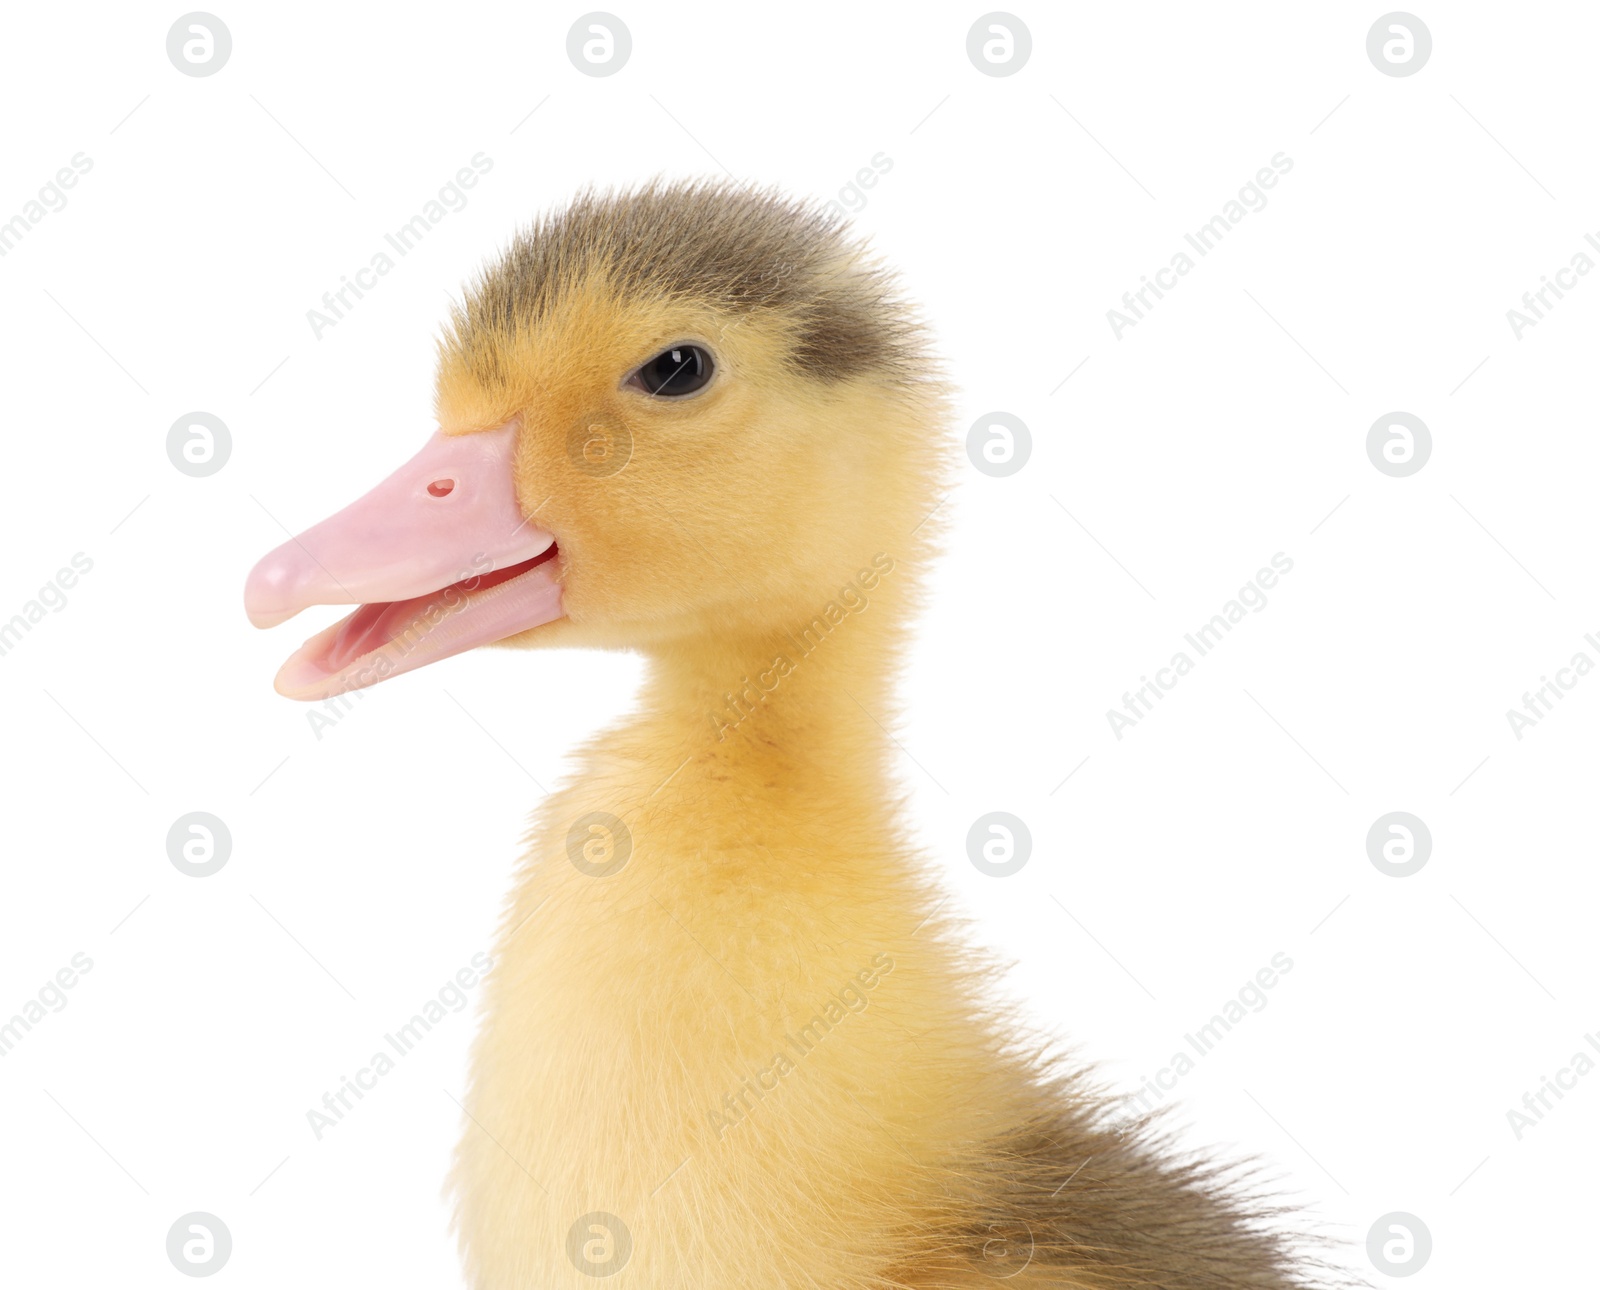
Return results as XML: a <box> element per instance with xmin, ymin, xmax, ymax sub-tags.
<box><xmin>246</xmin><ymin>181</ymin><xmax>1313</xmax><ymax>1289</ymax></box>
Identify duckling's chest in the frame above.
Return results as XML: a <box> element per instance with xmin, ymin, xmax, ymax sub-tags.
<box><xmin>456</xmin><ymin>749</ymin><xmax>1005</xmax><ymax>1286</ymax></box>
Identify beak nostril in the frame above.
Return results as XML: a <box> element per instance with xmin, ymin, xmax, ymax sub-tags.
<box><xmin>427</xmin><ymin>479</ymin><xmax>455</xmax><ymax>497</ymax></box>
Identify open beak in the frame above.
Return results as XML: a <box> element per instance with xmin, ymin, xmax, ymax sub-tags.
<box><xmin>243</xmin><ymin>419</ymin><xmax>564</xmax><ymax>701</ymax></box>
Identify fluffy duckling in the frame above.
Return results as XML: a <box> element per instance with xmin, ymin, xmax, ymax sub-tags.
<box><xmin>245</xmin><ymin>182</ymin><xmax>1315</xmax><ymax>1289</ymax></box>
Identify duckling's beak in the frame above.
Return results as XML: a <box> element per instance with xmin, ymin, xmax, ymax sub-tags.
<box><xmin>243</xmin><ymin>418</ymin><xmax>564</xmax><ymax>700</ymax></box>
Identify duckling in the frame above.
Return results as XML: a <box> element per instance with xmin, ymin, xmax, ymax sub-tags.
<box><xmin>245</xmin><ymin>181</ymin><xmax>1318</xmax><ymax>1289</ymax></box>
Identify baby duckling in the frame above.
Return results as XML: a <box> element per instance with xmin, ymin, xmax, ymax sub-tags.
<box><xmin>246</xmin><ymin>181</ymin><xmax>1315</xmax><ymax>1289</ymax></box>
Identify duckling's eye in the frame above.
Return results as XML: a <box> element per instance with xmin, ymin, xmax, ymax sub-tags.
<box><xmin>629</xmin><ymin>344</ymin><xmax>714</xmax><ymax>397</ymax></box>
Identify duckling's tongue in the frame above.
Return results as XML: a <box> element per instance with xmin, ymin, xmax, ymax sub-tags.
<box><xmin>244</xmin><ymin>419</ymin><xmax>566</xmax><ymax>700</ymax></box>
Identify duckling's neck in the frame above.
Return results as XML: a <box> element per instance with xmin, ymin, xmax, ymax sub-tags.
<box><xmin>639</xmin><ymin>603</ymin><xmax>905</xmax><ymax>797</ymax></box>
<box><xmin>530</xmin><ymin>569</ymin><xmax>921</xmax><ymax>906</ymax></box>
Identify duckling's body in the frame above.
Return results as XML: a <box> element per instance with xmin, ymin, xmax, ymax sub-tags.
<box><xmin>458</xmin><ymin>628</ymin><xmax>1303</xmax><ymax>1289</ymax></box>
<box><xmin>459</xmin><ymin>635</ymin><xmax>1014</xmax><ymax>1287</ymax></box>
<box><xmin>248</xmin><ymin>183</ymin><xmax>1315</xmax><ymax>1288</ymax></box>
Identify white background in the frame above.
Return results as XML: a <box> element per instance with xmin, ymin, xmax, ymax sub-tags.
<box><xmin>1</xmin><ymin>2</ymin><xmax>1594</xmax><ymax>1285</ymax></box>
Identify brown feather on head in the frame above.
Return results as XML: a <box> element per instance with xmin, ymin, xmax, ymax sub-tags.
<box><xmin>437</xmin><ymin>179</ymin><xmax>924</xmax><ymax>400</ymax></box>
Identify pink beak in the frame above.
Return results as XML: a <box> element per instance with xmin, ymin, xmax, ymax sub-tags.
<box><xmin>244</xmin><ymin>419</ymin><xmax>564</xmax><ymax>700</ymax></box>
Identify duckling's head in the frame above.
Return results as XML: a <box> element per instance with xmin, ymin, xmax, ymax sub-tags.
<box><xmin>246</xmin><ymin>181</ymin><xmax>946</xmax><ymax>699</ymax></box>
